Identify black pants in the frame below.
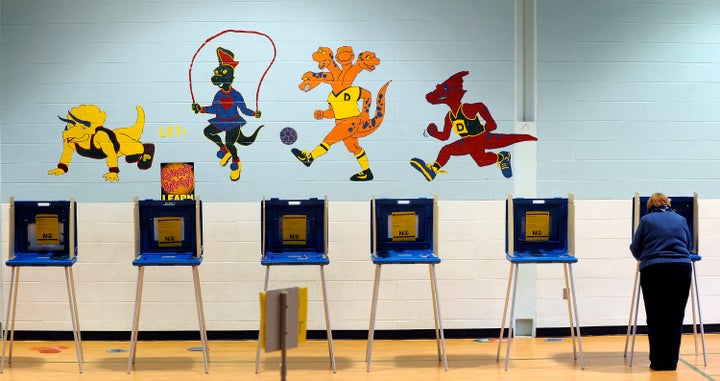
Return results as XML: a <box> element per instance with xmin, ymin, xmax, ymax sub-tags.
<box><xmin>640</xmin><ymin>262</ymin><xmax>692</xmax><ymax>371</ymax></box>
<box><xmin>204</xmin><ymin>125</ymin><xmax>241</xmax><ymax>160</ymax></box>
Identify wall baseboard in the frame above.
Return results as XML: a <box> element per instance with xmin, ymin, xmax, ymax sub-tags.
<box><xmin>5</xmin><ymin>325</ymin><xmax>718</xmax><ymax>341</ymax></box>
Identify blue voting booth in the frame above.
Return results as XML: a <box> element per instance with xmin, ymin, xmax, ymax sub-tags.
<box><xmin>625</xmin><ymin>193</ymin><xmax>707</xmax><ymax>367</ymax></box>
<box><xmin>261</xmin><ymin>198</ymin><xmax>328</xmax><ymax>266</ymax></box>
<box><xmin>255</xmin><ymin>197</ymin><xmax>335</xmax><ymax>373</ymax></box>
<box><xmin>366</xmin><ymin>196</ymin><xmax>447</xmax><ymax>372</ymax></box>
<box><xmin>497</xmin><ymin>194</ymin><xmax>584</xmax><ymax>370</ymax></box>
<box><xmin>1</xmin><ymin>197</ymin><xmax>84</xmax><ymax>373</ymax></box>
<box><xmin>127</xmin><ymin>197</ymin><xmax>209</xmax><ymax>374</ymax></box>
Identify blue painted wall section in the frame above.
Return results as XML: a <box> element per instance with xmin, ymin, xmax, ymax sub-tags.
<box><xmin>2</xmin><ymin>1</ymin><xmax>719</xmax><ymax>201</ymax></box>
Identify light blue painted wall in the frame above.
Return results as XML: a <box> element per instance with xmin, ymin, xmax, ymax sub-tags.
<box><xmin>1</xmin><ymin>1</ymin><xmax>720</xmax><ymax>333</ymax></box>
<box><xmin>0</xmin><ymin>0</ymin><xmax>519</xmax><ymax>202</ymax></box>
<box><xmin>537</xmin><ymin>0</ymin><xmax>720</xmax><ymax>198</ymax></box>
<box><xmin>3</xmin><ymin>1</ymin><xmax>719</xmax><ymax>202</ymax></box>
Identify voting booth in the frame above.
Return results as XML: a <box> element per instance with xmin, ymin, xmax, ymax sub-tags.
<box><xmin>625</xmin><ymin>193</ymin><xmax>707</xmax><ymax>367</ymax></box>
<box><xmin>366</xmin><ymin>195</ymin><xmax>447</xmax><ymax>372</ymax></box>
<box><xmin>255</xmin><ymin>197</ymin><xmax>335</xmax><ymax>373</ymax></box>
<box><xmin>127</xmin><ymin>197</ymin><xmax>208</xmax><ymax>374</ymax></box>
<box><xmin>1</xmin><ymin>197</ymin><xmax>83</xmax><ymax>373</ymax></box>
<box><xmin>497</xmin><ymin>194</ymin><xmax>584</xmax><ymax>370</ymax></box>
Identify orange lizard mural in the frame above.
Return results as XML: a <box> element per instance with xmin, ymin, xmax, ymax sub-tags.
<box><xmin>410</xmin><ymin>71</ymin><xmax>537</xmax><ymax>181</ymax></box>
<box><xmin>293</xmin><ymin>46</ymin><xmax>391</xmax><ymax>181</ymax></box>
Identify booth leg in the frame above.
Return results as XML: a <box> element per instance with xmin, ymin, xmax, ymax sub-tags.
<box><xmin>504</xmin><ymin>264</ymin><xmax>520</xmax><ymax>371</ymax></box>
<box><xmin>629</xmin><ymin>273</ymin><xmax>642</xmax><ymax>367</ymax></box>
<box><xmin>563</xmin><ymin>264</ymin><xmax>577</xmax><ymax>359</ymax></box>
<box><xmin>496</xmin><ymin>263</ymin><xmax>515</xmax><ymax>363</ymax></box>
<box><xmin>624</xmin><ymin>263</ymin><xmax>640</xmax><ymax>358</ymax></box>
<box><xmin>691</xmin><ymin>261</ymin><xmax>708</xmax><ymax>366</ymax></box>
<box><xmin>319</xmin><ymin>266</ymin><xmax>336</xmax><ymax>373</ymax></box>
<box><xmin>366</xmin><ymin>264</ymin><xmax>382</xmax><ymax>372</ymax></box>
<box><xmin>429</xmin><ymin>264</ymin><xmax>448</xmax><ymax>371</ymax></box>
<box><xmin>192</xmin><ymin>266</ymin><xmax>210</xmax><ymax>373</ymax></box>
<box><xmin>0</xmin><ymin>267</ymin><xmax>20</xmax><ymax>372</ymax></box>
<box><xmin>127</xmin><ymin>267</ymin><xmax>145</xmax><ymax>374</ymax></box>
<box><xmin>566</xmin><ymin>264</ymin><xmax>585</xmax><ymax>369</ymax></box>
<box><xmin>65</xmin><ymin>267</ymin><xmax>84</xmax><ymax>373</ymax></box>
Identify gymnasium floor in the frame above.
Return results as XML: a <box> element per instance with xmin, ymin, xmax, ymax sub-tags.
<box><xmin>0</xmin><ymin>334</ymin><xmax>716</xmax><ymax>380</ymax></box>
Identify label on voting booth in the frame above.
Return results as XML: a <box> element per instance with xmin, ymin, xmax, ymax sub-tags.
<box><xmin>259</xmin><ymin>287</ymin><xmax>307</xmax><ymax>352</ymax></box>
<box><xmin>35</xmin><ymin>214</ymin><xmax>60</xmax><ymax>245</ymax></box>
<box><xmin>390</xmin><ymin>211</ymin><xmax>417</xmax><ymax>241</ymax></box>
<box><xmin>525</xmin><ymin>211</ymin><xmax>550</xmax><ymax>241</ymax></box>
<box><xmin>281</xmin><ymin>215</ymin><xmax>307</xmax><ymax>245</ymax></box>
<box><xmin>155</xmin><ymin>217</ymin><xmax>183</xmax><ymax>247</ymax></box>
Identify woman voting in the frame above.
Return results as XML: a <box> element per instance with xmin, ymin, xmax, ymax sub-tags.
<box><xmin>629</xmin><ymin>192</ymin><xmax>692</xmax><ymax>371</ymax></box>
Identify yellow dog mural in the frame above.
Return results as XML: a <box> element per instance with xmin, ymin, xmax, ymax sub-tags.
<box><xmin>49</xmin><ymin>104</ymin><xmax>155</xmax><ymax>182</ymax></box>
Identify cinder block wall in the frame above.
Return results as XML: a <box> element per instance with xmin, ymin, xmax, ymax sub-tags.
<box><xmin>2</xmin><ymin>199</ymin><xmax>719</xmax><ymax>332</ymax></box>
<box><xmin>2</xmin><ymin>0</ymin><xmax>720</xmax><ymax>334</ymax></box>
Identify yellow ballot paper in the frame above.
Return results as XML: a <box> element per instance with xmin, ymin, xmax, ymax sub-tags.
<box><xmin>282</xmin><ymin>215</ymin><xmax>307</xmax><ymax>245</ymax></box>
<box><xmin>260</xmin><ymin>287</ymin><xmax>307</xmax><ymax>350</ymax></box>
<box><xmin>156</xmin><ymin>217</ymin><xmax>183</xmax><ymax>247</ymax></box>
<box><xmin>297</xmin><ymin>287</ymin><xmax>308</xmax><ymax>342</ymax></box>
<box><xmin>391</xmin><ymin>211</ymin><xmax>416</xmax><ymax>242</ymax></box>
<box><xmin>35</xmin><ymin>214</ymin><xmax>60</xmax><ymax>245</ymax></box>
<box><xmin>525</xmin><ymin>211</ymin><xmax>550</xmax><ymax>241</ymax></box>
<box><xmin>259</xmin><ymin>292</ymin><xmax>266</xmax><ymax>348</ymax></box>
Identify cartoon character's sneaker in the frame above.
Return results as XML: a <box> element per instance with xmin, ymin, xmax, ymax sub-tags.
<box><xmin>125</xmin><ymin>154</ymin><xmax>140</xmax><ymax>163</ymax></box>
<box><xmin>137</xmin><ymin>144</ymin><xmax>155</xmax><ymax>170</ymax></box>
<box><xmin>291</xmin><ymin>148</ymin><xmax>313</xmax><ymax>167</ymax></box>
<box><xmin>218</xmin><ymin>150</ymin><xmax>232</xmax><ymax>167</ymax></box>
<box><xmin>497</xmin><ymin>151</ymin><xmax>512</xmax><ymax>178</ymax></box>
<box><xmin>350</xmin><ymin>168</ymin><xmax>373</xmax><ymax>181</ymax></box>
<box><xmin>230</xmin><ymin>162</ymin><xmax>241</xmax><ymax>181</ymax></box>
<box><xmin>410</xmin><ymin>157</ymin><xmax>440</xmax><ymax>181</ymax></box>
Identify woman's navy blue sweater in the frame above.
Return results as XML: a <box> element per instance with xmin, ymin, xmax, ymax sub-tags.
<box><xmin>630</xmin><ymin>209</ymin><xmax>692</xmax><ymax>270</ymax></box>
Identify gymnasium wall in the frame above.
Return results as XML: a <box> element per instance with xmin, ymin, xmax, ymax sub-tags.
<box><xmin>537</xmin><ymin>1</ymin><xmax>720</xmax><ymax>197</ymax></box>
<box><xmin>1</xmin><ymin>0</ymin><xmax>719</xmax><ymax>333</ymax></box>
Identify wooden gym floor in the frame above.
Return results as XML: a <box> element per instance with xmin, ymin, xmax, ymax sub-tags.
<box><xmin>0</xmin><ymin>334</ymin><xmax>717</xmax><ymax>380</ymax></box>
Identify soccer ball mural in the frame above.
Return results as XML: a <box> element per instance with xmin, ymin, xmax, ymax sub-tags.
<box><xmin>280</xmin><ymin>127</ymin><xmax>298</xmax><ymax>145</ymax></box>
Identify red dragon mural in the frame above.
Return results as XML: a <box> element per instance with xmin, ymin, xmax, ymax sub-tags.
<box><xmin>293</xmin><ymin>46</ymin><xmax>391</xmax><ymax>181</ymax></box>
<box><xmin>410</xmin><ymin>71</ymin><xmax>537</xmax><ymax>181</ymax></box>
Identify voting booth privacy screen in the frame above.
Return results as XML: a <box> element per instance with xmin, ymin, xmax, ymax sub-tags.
<box><xmin>633</xmin><ymin>194</ymin><xmax>697</xmax><ymax>254</ymax></box>
<box><xmin>136</xmin><ymin>199</ymin><xmax>203</xmax><ymax>257</ymax></box>
<box><xmin>372</xmin><ymin>197</ymin><xmax>435</xmax><ymax>258</ymax></box>
<box><xmin>262</xmin><ymin>198</ymin><xmax>326</xmax><ymax>256</ymax></box>
<box><xmin>507</xmin><ymin>198</ymin><xmax>569</xmax><ymax>255</ymax></box>
<box><xmin>12</xmin><ymin>200</ymin><xmax>76</xmax><ymax>258</ymax></box>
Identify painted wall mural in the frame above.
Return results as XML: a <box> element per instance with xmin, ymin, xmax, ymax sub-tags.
<box><xmin>189</xmin><ymin>30</ymin><xmax>277</xmax><ymax>182</ymax></box>
<box><xmin>159</xmin><ymin>125</ymin><xmax>188</xmax><ymax>138</ymax></box>
<box><xmin>192</xmin><ymin>47</ymin><xmax>264</xmax><ymax>181</ymax></box>
<box><xmin>293</xmin><ymin>46</ymin><xmax>391</xmax><ymax>181</ymax></box>
<box><xmin>409</xmin><ymin>71</ymin><xmax>537</xmax><ymax>181</ymax></box>
<box><xmin>48</xmin><ymin>105</ymin><xmax>155</xmax><ymax>182</ymax></box>
<box><xmin>31</xmin><ymin>25</ymin><xmax>539</xmax><ymax>199</ymax></box>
